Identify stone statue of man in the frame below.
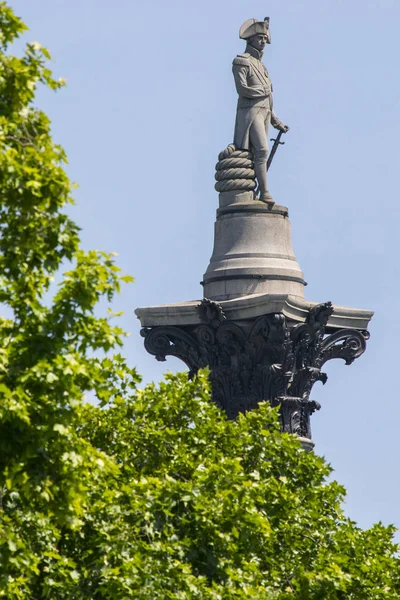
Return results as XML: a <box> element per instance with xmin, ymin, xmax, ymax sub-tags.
<box><xmin>233</xmin><ymin>18</ymin><xmax>289</xmax><ymax>203</ymax></box>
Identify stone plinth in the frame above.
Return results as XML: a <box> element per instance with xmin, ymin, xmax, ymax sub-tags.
<box><xmin>135</xmin><ymin>294</ymin><xmax>373</xmax><ymax>331</ymax></box>
<box><xmin>202</xmin><ymin>191</ymin><xmax>305</xmax><ymax>301</ymax></box>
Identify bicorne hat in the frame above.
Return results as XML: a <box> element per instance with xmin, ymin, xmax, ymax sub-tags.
<box><xmin>239</xmin><ymin>17</ymin><xmax>271</xmax><ymax>43</ymax></box>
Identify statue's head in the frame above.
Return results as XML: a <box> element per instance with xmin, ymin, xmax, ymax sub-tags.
<box><xmin>248</xmin><ymin>33</ymin><xmax>269</xmax><ymax>53</ymax></box>
<box><xmin>239</xmin><ymin>17</ymin><xmax>271</xmax><ymax>49</ymax></box>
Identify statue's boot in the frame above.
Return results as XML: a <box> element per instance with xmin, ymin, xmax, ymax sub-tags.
<box><xmin>254</xmin><ymin>149</ymin><xmax>274</xmax><ymax>204</ymax></box>
<box><xmin>259</xmin><ymin>190</ymin><xmax>274</xmax><ymax>203</ymax></box>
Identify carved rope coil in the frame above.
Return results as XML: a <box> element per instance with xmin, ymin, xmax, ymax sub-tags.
<box><xmin>218</xmin><ymin>144</ymin><xmax>239</xmax><ymax>160</ymax></box>
<box><xmin>215</xmin><ymin>168</ymin><xmax>255</xmax><ymax>182</ymax></box>
<box><xmin>215</xmin><ymin>144</ymin><xmax>256</xmax><ymax>193</ymax></box>
<box><xmin>215</xmin><ymin>179</ymin><xmax>257</xmax><ymax>192</ymax></box>
<box><xmin>223</xmin><ymin>150</ymin><xmax>252</xmax><ymax>159</ymax></box>
<box><xmin>218</xmin><ymin>150</ymin><xmax>253</xmax><ymax>161</ymax></box>
<box><xmin>216</xmin><ymin>157</ymin><xmax>253</xmax><ymax>170</ymax></box>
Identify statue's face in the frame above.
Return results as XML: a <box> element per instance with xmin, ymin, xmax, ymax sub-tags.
<box><xmin>249</xmin><ymin>34</ymin><xmax>268</xmax><ymax>52</ymax></box>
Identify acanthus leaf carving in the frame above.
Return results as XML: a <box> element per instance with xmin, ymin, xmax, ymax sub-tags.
<box><xmin>140</xmin><ymin>303</ymin><xmax>370</xmax><ymax>440</ymax></box>
<box><xmin>321</xmin><ymin>329</ymin><xmax>369</xmax><ymax>367</ymax></box>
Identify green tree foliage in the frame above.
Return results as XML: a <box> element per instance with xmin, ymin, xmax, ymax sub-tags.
<box><xmin>0</xmin><ymin>3</ymin><xmax>399</xmax><ymax>598</ymax></box>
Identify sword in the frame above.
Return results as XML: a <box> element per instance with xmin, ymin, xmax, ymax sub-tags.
<box><xmin>267</xmin><ymin>130</ymin><xmax>286</xmax><ymax>171</ymax></box>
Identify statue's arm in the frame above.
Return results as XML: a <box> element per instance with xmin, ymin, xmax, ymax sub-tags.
<box><xmin>232</xmin><ymin>61</ymin><xmax>270</xmax><ymax>99</ymax></box>
<box><xmin>271</xmin><ymin>111</ymin><xmax>290</xmax><ymax>133</ymax></box>
<box><xmin>271</xmin><ymin>112</ymin><xmax>283</xmax><ymax>128</ymax></box>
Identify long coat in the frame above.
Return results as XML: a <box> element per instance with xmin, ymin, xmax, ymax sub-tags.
<box><xmin>232</xmin><ymin>50</ymin><xmax>282</xmax><ymax>151</ymax></box>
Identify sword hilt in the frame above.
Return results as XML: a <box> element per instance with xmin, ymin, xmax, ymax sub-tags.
<box><xmin>270</xmin><ymin>137</ymin><xmax>285</xmax><ymax>146</ymax></box>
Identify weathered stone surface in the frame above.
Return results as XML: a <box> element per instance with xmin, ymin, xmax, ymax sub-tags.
<box><xmin>299</xmin><ymin>438</ymin><xmax>315</xmax><ymax>452</ymax></box>
<box><xmin>135</xmin><ymin>294</ymin><xmax>374</xmax><ymax>331</ymax></box>
<box><xmin>202</xmin><ymin>197</ymin><xmax>305</xmax><ymax>301</ymax></box>
<box><xmin>218</xmin><ymin>190</ymin><xmax>254</xmax><ymax>207</ymax></box>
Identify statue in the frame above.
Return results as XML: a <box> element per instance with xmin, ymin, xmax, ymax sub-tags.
<box><xmin>232</xmin><ymin>18</ymin><xmax>289</xmax><ymax>203</ymax></box>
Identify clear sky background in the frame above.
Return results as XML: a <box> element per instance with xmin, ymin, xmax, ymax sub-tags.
<box><xmin>11</xmin><ymin>0</ymin><xmax>400</xmax><ymax>537</ymax></box>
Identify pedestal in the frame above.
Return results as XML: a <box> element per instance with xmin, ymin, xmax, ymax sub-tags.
<box><xmin>203</xmin><ymin>192</ymin><xmax>305</xmax><ymax>300</ymax></box>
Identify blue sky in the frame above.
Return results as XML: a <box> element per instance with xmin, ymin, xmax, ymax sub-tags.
<box><xmin>12</xmin><ymin>0</ymin><xmax>400</xmax><ymax>537</ymax></box>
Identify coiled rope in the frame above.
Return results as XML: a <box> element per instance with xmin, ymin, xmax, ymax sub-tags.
<box><xmin>214</xmin><ymin>144</ymin><xmax>256</xmax><ymax>193</ymax></box>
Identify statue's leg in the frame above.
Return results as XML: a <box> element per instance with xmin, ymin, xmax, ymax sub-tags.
<box><xmin>249</xmin><ymin>108</ymin><xmax>272</xmax><ymax>203</ymax></box>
